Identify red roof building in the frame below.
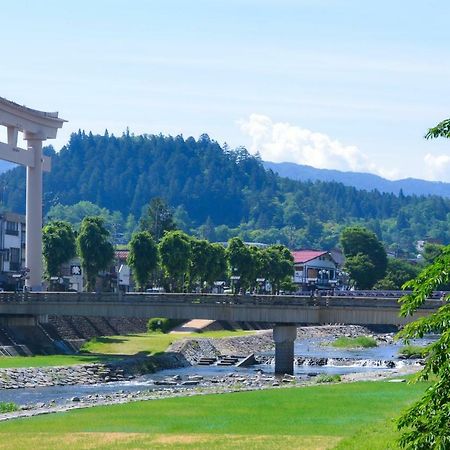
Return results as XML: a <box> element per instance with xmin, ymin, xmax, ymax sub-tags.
<box><xmin>291</xmin><ymin>249</ymin><xmax>339</xmax><ymax>290</ymax></box>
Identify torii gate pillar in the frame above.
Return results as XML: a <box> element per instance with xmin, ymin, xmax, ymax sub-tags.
<box><xmin>0</xmin><ymin>97</ymin><xmax>66</xmax><ymax>291</ymax></box>
<box><xmin>23</xmin><ymin>133</ymin><xmax>44</xmax><ymax>291</ymax></box>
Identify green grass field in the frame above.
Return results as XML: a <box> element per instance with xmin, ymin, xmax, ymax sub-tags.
<box><xmin>0</xmin><ymin>329</ymin><xmax>257</xmax><ymax>368</ymax></box>
<box><xmin>0</xmin><ymin>380</ymin><xmax>427</xmax><ymax>449</ymax></box>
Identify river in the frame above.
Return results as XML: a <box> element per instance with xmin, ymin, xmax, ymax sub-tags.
<box><xmin>0</xmin><ymin>335</ymin><xmax>432</xmax><ymax>408</ymax></box>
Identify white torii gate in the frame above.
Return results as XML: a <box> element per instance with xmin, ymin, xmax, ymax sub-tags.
<box><xmin>0</xmin><ymin>97</ymin><xmax>66</xmax><ymax>291</ymax></box>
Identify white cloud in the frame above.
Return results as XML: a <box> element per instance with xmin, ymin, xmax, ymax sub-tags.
<box><xmin>423</xmin><ymin>153</ymin><xmax>450</xmax><ymax>181</ymax></box>
<box><xmin>239</xmin><ymin>114</ymin><xmax>398</xmax><ymax>179</ymax></box>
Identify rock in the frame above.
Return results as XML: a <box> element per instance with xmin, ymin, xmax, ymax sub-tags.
<box><xmin>71</xmin><ymin>397</ymin><xmax>80</xmax><ymax>402</ymax></box>
<box><xmin>181</xmin><ymin>380</ymin><xmax>199</xmax><ymax>386</ymax></box>
<box><xmin>272</xmin><ymin>382</ymin><xmax>280</xmax><ymax>386</ymax></box>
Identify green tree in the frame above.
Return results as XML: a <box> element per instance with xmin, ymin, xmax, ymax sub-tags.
<box><xmin>422</xmin><ymin>242</ymin><xmax>444</xmax><ymax>265</ymax></box>
<box><xmin>261</xmin><ymin>244</ymin><xmax>294</xmax><ymax>294</ymax></box>
<box><xmin>397</xmin><ymin>246</ymin><xmax>450</xmax><ymax>448</ymax></box>
<box><xmin>340</xmin><ymin>226</ymin><xmax>387</xmax><ymax>289</ymax></box>
<box><xmin>189</xmin><ymin>238</ymin><xmax>211</xmax><ymax>290</ymax></box>
<box><xmin>395</xmin><ymin>119</ymin><xmax>450</xmax><ymax>448</ymax></box>
<box><xmin>77</xmin><ymin>216</ymin><xmax>114</xmax><ymax>292</ymax></box>
<box><xmin>205</xmin><ymin>243</ymin><xmax>227</xmax><ymax>287</ymax></box>
<box><xmin>374</xmin><ymin>258</ymin><xmax>420</xmax><ymax>290</ymax></box>
<box><xmin>226</xmin><ymin>237</ymin><xmax>254</xmax><ymax>293</ymax></box>
<box><xmin>127</xmin><ymin>231</ymin><xmax>158</xmax><ymax>290</ymax></box>
<box><xmin>140</xmin><ymin>197</ymin><xmax>177</xmax><ymax>241</ymax></box>
<box><xmin>159</xmin><ymin>230</ymin><xmax>191</xmax><ymax>292</ymax></box>
<box><xmin>42</xmin><ymin>221</ymin><xmax>76</xmax><ymax>280</ymax></box>
<box><xmin>344</xmin><ymin>253</ymin><xmax>375</xmax><ymax>289</ymax></box>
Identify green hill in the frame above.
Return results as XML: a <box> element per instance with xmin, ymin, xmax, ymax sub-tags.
<box><xmin>1</xmin><ymin>130</ymin><xmax>450</xmax><ymax>253</ymax></box>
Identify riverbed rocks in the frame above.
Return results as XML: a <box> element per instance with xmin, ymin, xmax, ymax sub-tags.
<box><xmin>0</xmin><ymin>352</ymin><xmax>190</xmax><ymax>390</ymax></box>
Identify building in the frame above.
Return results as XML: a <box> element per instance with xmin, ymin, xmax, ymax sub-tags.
<box><xmin>0</xmin><ymin>212</ymin><xmax>26</xmax><ymax>289</ymax></box>
<box><xmin>291</xmin><ymin>249</ymin><xmax>340</xmax><ymax>291</ymax></box>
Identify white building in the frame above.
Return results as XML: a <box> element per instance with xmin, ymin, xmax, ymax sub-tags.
<box><xmin>0</xmin><ymin>212</ymin><xmax>26</xmax><ymax>288</ymax></box>
<box><xmin>291</xmin><ymin>250</ymin><xmax>339</xmax><ymax>290</ymax></box>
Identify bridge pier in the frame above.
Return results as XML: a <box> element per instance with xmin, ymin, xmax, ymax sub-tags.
<box><xmin>273</xmin><ymin>323</ymin><xmax>297</xmax><ymax>375</ymax></box>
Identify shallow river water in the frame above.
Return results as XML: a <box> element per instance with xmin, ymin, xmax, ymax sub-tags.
<box><xmin>0</xmin><ymin>336</ymin><xmax>433</xmax><ymax>407</ymax></box>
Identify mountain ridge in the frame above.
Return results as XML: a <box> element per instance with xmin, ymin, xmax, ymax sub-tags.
<box><xmin>263</xmin><ymin>161</ymin><xmax>450</xmax><ymax>198</ymax></box>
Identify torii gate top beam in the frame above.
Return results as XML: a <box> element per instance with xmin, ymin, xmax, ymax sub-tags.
<box><xmin>0</xmin><ymin>96</ymin><xmax>66</xmax><ymax>140</ymax></box>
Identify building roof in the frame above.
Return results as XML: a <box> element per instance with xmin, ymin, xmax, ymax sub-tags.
<box><xmin>291</xmin><ymin>250</ymin><xmax>328</xmax><ymax>264</ymax></box>
<box><xmin>115</xmin><ymin>250</ymin><xmax>129</xmax><ymax>260</ymax></box>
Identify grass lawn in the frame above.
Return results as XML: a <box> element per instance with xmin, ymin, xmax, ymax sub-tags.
<box><xmin>0</xmin><ymin>354</ymin><xmax>115</xmax><ymax>368</ymax></box>
<box><xmin>0</xmin><ymin>330</ymin><xmax>257</xmax><ymax>368</ymax></box>
<box><xmin>0</xmin><ymin>380</ymin><xmax>428</xmax><ymax>449</ymax></box>
<box><xmin>331</xmin><ymin>336</ymin><xmax>378</xmax><ymax>349</ymax></box>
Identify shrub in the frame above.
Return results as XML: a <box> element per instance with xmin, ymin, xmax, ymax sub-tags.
<box><xmin>147</xmin><ymin>318</ymin><xmax>182</xmax><ymax>333</ymax></box>
<box><xmin>332</xmin><ymin>336</ymin><xmax>377</xmax><ymax>349</ymax></box>
<box><xmin>399</xmin><ymin>345</ymin><xmax>429</xmax><ymax>359</ymax></box>
<box><xmin>0</xmin><ymin>402</ymin><xmax>18</xmax><ymax>413</ymax></box>
<box><xmin>315</xmin><ymin>374</ymin><xmax>341</xmax><ymax>384</ymax></box>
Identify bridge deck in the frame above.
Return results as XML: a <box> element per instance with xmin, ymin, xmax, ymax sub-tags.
<box><xmin>0</xmin><ymin>292</ymin><xmax>441</xmax><ymax>326</ymax></box>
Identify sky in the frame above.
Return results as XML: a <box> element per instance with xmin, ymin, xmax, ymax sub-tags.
<box><xmin>2</xmin><ymin>0</ymin><xmax>450</xmax><ymax>181</ymax></box>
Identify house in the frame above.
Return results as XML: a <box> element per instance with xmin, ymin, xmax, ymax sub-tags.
<box><xmin>0</xmin><ymin>212</ymin><xmax>26</xmax><ymax>289</ymax></box>
<box><xmin>291</xmin><ymin>249</ymin><xmax>340</xmax><ymax>291</ymax></box>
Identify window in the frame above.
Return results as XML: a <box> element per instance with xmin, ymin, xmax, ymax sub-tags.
<box><xmin>10</xmin><ymin>248</ymin><xmax>20</xmax><ymax>263</ymax></box>
<box><xmin>5</xmin><ymin>221</ymin><xmax>19</xmax><ymax>236</ymax></box>
<box><xmin>9</xmin><ymin>247</ymin><xmax>20</xmax><ymax>271</ymax></box>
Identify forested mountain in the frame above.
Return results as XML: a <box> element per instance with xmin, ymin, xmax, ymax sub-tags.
<box><xmin>264</xmin><ymin>161</ymin><xmax>450</xmax><ymax>198</ymax></box>
<box><xmin>1</xmin><ymin>130</ymin><xmax>450</xmax><ymax>254</ymax></box>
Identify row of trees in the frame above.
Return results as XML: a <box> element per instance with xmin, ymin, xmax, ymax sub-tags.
<box><xmin>44</xmin><ymin>216</ymin><xmax>422</xmax><ymax>293</ymax></box>
<box><xmin>129</xmin><ymin>232</ymin><xmax>294</xmax><ymax>294</ymax></box>
<box><xmin>43</xmin><ymin>218</ymin><xmax>294</xmax><ymax>294</ymax></box>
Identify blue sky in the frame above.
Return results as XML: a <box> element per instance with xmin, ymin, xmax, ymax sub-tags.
<box><xmin>2</xmin><ymin>1</ymin><xmax>450</xmax><ymax>181</ymax></box>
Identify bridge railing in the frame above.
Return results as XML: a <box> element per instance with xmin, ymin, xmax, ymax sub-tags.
<box><xmin>0</xmin><ymin>291</ymin><xmax>443</xmax><ymax>310</ymax></box>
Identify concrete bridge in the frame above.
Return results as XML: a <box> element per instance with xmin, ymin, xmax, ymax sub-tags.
<box><xmin>0</xmin><ymin>292</ymin><xmax>440</xmax><ymax>374</ymax></box>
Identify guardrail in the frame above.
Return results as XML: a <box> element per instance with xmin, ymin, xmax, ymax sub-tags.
<box><xmin>0</xmin><ymin>291</ymin><xmax>443</xmax><ymax>310</ymax></box>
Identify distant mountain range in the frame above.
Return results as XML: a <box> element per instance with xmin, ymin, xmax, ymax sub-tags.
<box><xmin>263</xmin><ymin>161</ymin><xmax>450</xmax><ymax>198</ymax></box>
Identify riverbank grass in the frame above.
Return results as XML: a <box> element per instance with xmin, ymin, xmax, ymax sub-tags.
<box><xmin>398</xmin><ymin>344</ymin><xmax>429</xmax><ymax>359</ymax></box>
<box><xmin>81</xmin><ymin>329</ymin><xmax>255</xmax><ymax>356</ymax></box>
<box><xmin>332</xmin><ymin>336</ymin><xmax>377</xmax><ymax>349</ymax></box>
<box><xmin>0</xmin><ymin>380</ymin><xmax>428</xmax><ymax>449</ymax></box>
<box><xmin>0</xmin><ymin>354</ymin><xmax>114</xmax><ymax>369</ymax></box>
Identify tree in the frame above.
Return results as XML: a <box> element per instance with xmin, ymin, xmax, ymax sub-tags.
<box><xmin>158</xmin><ymin>230</ymin><xmax>191</xmax><ymax>291</ymax></box>
<box><xmin>422</xmin><ymin>242</ymin><xmax>444</xmax><ymax>265</ymax></box>
<box><xmin>225</xmin><ymin>237</ymin><xmax>255</xmax><ymax>293</ymax></box>
<box><xmin>77</xmin><ymin>216</ymin><xmax>114</xmax><ymax>292</ymax></box>
<box><xmin>205</xmin><ymin>243</ymin><xmax>227</xmax><ymax>287</ymax></box>
<box><xmin>344</xmin><ymin>253</ymin><xmax>376</xmax><ymax>290</ymax></box>
<box><xmin>127</xmin><ymin>231</ymin><xmax>158</xmax><ymax>290</ymax></box>
<box><xmin>189</xmin><ymin>238</ymin><xmax>212</xmax><ymax>290</ymax></box>
<box><xmin>140</xmin><ymin>197</ymin><xmax>177</xmax><ymax>241</ymax></box>
<box><xmin>396</xmin><ymin>119</ymin><xmax>450</xmax><ymax>449</ymax></box>
<box><xmin>340</xmin><ymin>226</ymin><xmax>387</xmax><ymax>289</ymax></box>
<box><xmin>261</xmin><ymin>244</ymin><xmax>294</xmax><ymax>294</ymax></box>
<box><xmin>42</xmin><ymin>221</ymin><xmax>76</xmax><ymax>280</ymax></box>
<box><xmin>374</xmin><ymin>258</ymin><xmax>420</xmax><ymax>290</ymax></box>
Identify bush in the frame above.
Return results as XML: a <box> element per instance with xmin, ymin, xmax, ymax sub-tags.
<box><xmin>315</xmin><ymin>374</ymin><xmax>341</xmax><ymax>384</ymax></box>
<box><xmin>399</xmin><ymin>345</ymin><xmax>429</xmax><ymax>359</ymax></box>
<box><xmin>331</xmin><ymin>336</ymin><xmax>377</xmax><ymax>349</ymax></box>
<box><xmin>147</xmin><ymin>318</ymin><xmax>182</xmax><ymax>333</ymax></box>
<box><xmin>0</xmin><ymin>402</ymin><xmax>18</xmax><ymax>413</ymax></box>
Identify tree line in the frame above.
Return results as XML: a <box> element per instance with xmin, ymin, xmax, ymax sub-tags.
<box><xmin>43</xmin><ymin>217</ymin><xmax>294</xmax><ymax>294</ymax></box>
<box><xmin>3</xmin><ymin>131</ymin><xmax>450</xmax><ymax>256</ymax></box>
